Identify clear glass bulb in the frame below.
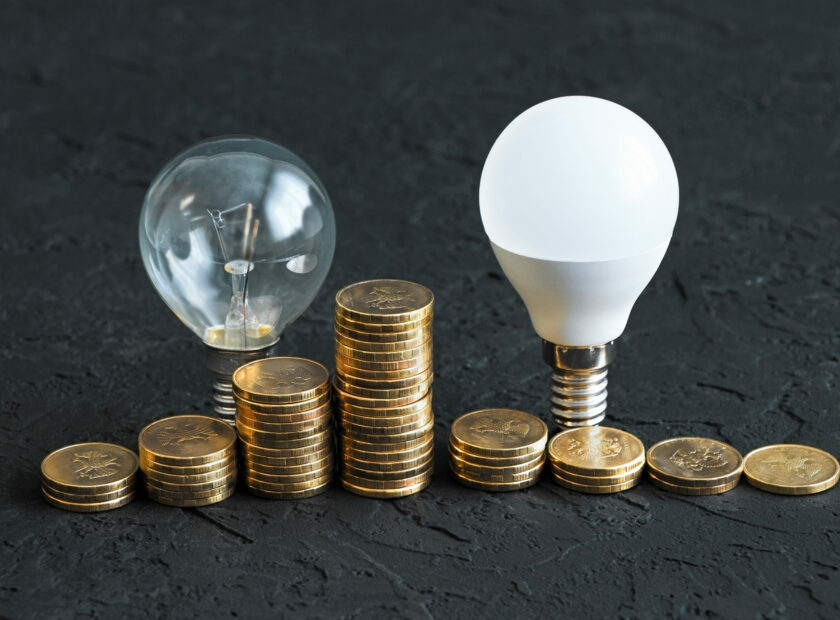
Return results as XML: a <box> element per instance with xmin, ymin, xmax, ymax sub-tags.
<box><xmin>139</xmin><ymin>136</ymin><xmax>335</xmax><ymax>352</ymax></box>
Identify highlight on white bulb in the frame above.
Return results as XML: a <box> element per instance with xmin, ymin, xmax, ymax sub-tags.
<box><xmin>479</xmin><ymin>96</ymin><xmax>679</xmax><ymax>346</ymax></box>
<box><xmin>139</xmin><ymin>136</ymin><xmax>336</xmax><ymax>352</ymax></box>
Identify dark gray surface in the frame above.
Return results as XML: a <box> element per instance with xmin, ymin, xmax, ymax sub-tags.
<box><xmin>2</xmin><ymin>1</ymin><xmax>839</xmax><ymax>617</ymax></box>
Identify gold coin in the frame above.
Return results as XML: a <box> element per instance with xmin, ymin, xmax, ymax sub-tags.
<box><xmin>246</xmin><ymin>480</ymin><xmax>331</xmax><ymax>500</ymax></box>
<box><xmin>339</xmin><ymin>410</ymin><xmax>433</xmax><ymax>436</ymax></box>
<box><xmin>646</xmin><ymin>437</ymin><xmax>743</xmax><ymax>487</ymax></box>
<box><xmin>550</xmin><ymin>462</ymin><xmax>644</xmax><ymax>485</ymax></box>
<box><xmin>141</xmin><ymin>461</ymin><xmax>238</xmax><ymax>485</ymax></box>
<box><xmin>340</xmin><ymin>430</ymin><xmax>433</xmax><ymax>453</ymax></box>
<box><xmin>334</xmin><ymin>321</ymin><xmax>432</xmax><ymax>344</ymax></box>
<box><xmin>448</xmin><ymin>442</ymin><xmax>540</xmax><ymax>468</ymax></box>
<box><xmin>145</xmin><ymin>479</ymin><xmax>237</xmax><ymax>500</ymax></box>
<box><xmin>146</xmin><ymin>484</ymin><xmax>235</xmax><ymax>507</ymax></box>
<box><xmin>450</xmin><ymin>458</ymin><xmax>544</xmax><ymax>483</ymax></box>
<box><xmin>742</xmin><ymin>444</ymin><xmax>839</xmax><ymax>495</ymax></box>
<box><xmin>138</xmin><ymin>415</ymin><xmax>236</xmax><ymax>466</ymax></box>
<box><xmin>333</xmin><ymin>373</ymin><xmax>432</xmax><ymax>401</ymax></box>
<box><xmin>239</xmin><ymin>437</ymin><xmax>334</xmax><ymax>459</ymax></box>
<box><xmin>345</xmin><ymin>446</ymin><xmax>434</xmax><ymax>472</ymax></box>
<box><xmin>144</xmin><ymin>471</ymin><xmax>238</xmax><ymax>495</ymax></box>
<box><xmin>232</xmin><ymin>357</ymin><xmax>329</xmax><ymax>404</ymax></box>
<box><xmin>341</xmin><ymin>437</ymin><xmax>434</xmax><ymax>464</ymax></box>
<box><xmin>449</xmin><ymin>468</ymin><xmax>540</xmax><ymax>492</ymax></box>
<box><xmin>342</xmin><ymin>418</ymin><xmax>434</xmax><ymax>444</ymax></box>
<box><xmin>336</xmin><ymin>340</ymin><xmax>432</xmax><ymax>364</ymax></box>
<box><xmin>335</xmin><ymin>368</ymin><xmax>432</xmax><ymax>391</ymax></box>
<box><xmin>235</xmin><ymin>414</ymin><xmax>331</xmax><ymax>438</ymax></box>
<box><xmin>548</xmin><ymin>426</ymin><xmax>645</xmax><ymax>477</ymax></box>
<box><xmin>450</xmin><ymin>449</ymin><xmax>545</xmax><ymax>478</ymax></box>
<box><xmin>339</xmin><ymin>406</ymin><xmax>431</xmax><ymax>429</ymax></box>
<box><xmin>42</xmin><ymin>482</ymin><xmax>136</xmax><ymax>503</ymax></box>
<box><xmin>245</xmin><ymin>453</ymin><xmax>334</xmax><ymax>476</ymax></box>
<box><xmin>339</xmin><ymin>474</ymin><xmax>431</xmax><ymax>498</ymax></box>
<box><xmin>336</xmin><ymin>352</ymin><xmax>433</xmax><ymax>374</ymax></box>
<box><xmin>42</xmin><ymin>487</ymin><xmax>135</xmax><ymax>512</ymax></box>
<box><xmin>139</xmin><ymin>453</ymin><xmax>236</xmax><ymax>476</ymax></box>
<box><xmin>41</xmin><ymin>442</ymin><xmax>138</xmax><ymax>495</ymax></box>
<box><xmin>235</xmin><ymin>400</ymin><xmax>332</xmax><ymax>426</ymax></box>
<box><xmin>245</xmin><ymin>464</ymin><xmax>334</xmax><ymax>484</ymax></box>
<box><xmin>648</xmin><ymin>471</ymin><xmax>739</xmax><ymax>496</ymax></box>
<box><xmin>339</xmin><ymin>468</ymin><xmax>433</xmax><ymax>490</ymax></box>
<box><xmin>334</xmin><ymin>361</ymin><xmax>433</xmax><ymax>381</ymax></box>
<box><xmin>235</xmin><ymin>392</ymin><xmax>331</xmax><ymax>415</ymax></box>
<box><xmin>553</xmin><ymin>472</ymin><xmax>642</xmax><ymax>494</ymax></box>
<box><xmin>335</xmin><ymin>311</ymin><xmax>432</xmax><ymax>334</ymax></box>
<box><xmin>450</xmin><ymin>409</ymin><xmax>547</xmax><ymax>458</ymax></box>
<box><xmin>236</xmin><ymin>424</ymin><xmax>332</xmax><ymax>449</ymax></box>
<box><xmin>335</xmin><ymin>329</ymin><xmax>430</xmax><ymax>353</ymax></box>
<box><xmin>240</xmin><ymin>445</ymin><xmax>333</xmax><ymax>467</ymax></box>
<box><xmin>334</xmin><ymin>383</ymin><xmax>430</xmax><ymax>409</ymax></box>
<box><xmin>245</xmin><ymin>473</ymin><xmax>333</xmax><ymax>493</ymax></box>
<box><xmin>335</xmin><ymin>279</ymin><xmax>434</xmax><ymax>324</ymax></box>
<box><xmin>336</xmin><ymin>392</ymin><xmax>432</xmax><ymax>417</ymax></box>
<box><xmin>343</xmin><ymin>453</ymin><xmax>434</xmax><ymax>480</ymax></box>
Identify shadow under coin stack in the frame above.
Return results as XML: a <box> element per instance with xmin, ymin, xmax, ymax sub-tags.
<box><xmin>334</xmin><ymin>279</ymin><xmax>435</xmax><ymax>498</ymax></box>
<box><xmin>139</xmin><ymin>415</ymin><xmax>237</xmax><ymax>507</ymax></box>
<box><xmin>233</xmin><ymin>357</ymin><xmax>334</xmax><ymax>499</ymax></box>
<box><xmin>646</xmin><ymin>437</ymin><xmax>742</xmax><ymax>495</ymax></box>
<box><xmin>41</xmin><ymin>442</ymin><xmax>138</xmax><ymax>512</ymax></box>
<box><xmin>449</xmin><ymin>409</ymin><xmax>547</xmax><ymax>491</ymax></box>
<box><xmin>548</xmin><ymin>426</ymin><xmax>645</xmax><ymax>493</ymax></box>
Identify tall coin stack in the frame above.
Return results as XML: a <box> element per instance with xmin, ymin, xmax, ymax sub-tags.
<box><xmin>548</xmin><ymin>426</ymin><xmax>645</xmax><ymax>494</ymax></box>
<box><xmin>233</xmin><ymin>357</ymin><xmax>334</xmax><ymax>499</ymax></box>
<box><xmin>334</xmin><ymin>279</ymin><xmax>435</xmax><ymax>498</ymax></box>
<box><xmin>139</xmin><ymin>415</ymin><xmax>238</xmax><ymax>507</ymax></box>
<box><xmin>449</xmin><ymin>409</ymin><xmax>547</xmax><ymax>491</ymax></box>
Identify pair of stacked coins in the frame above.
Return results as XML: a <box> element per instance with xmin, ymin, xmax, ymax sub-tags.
<box><xmin>449</xmin><ymin>409</ymin><xmax>547</xmax><ymax>491</ymax></box>
<box><xmin>548</xmin><ymin>426</ymin><xmax>645</xmax><ymax>493</ymax></box>
<box><xmin>41</xmin><ymin>442</ymin><xmax>138</xmax><ymax>512</ymax></box>
<box><xmin>333</xmin><ymin>279</ymin><xmax>435</xmax><ymax>498</ymax></box>
<box><xmin>139</xmin><ymin>415</ymin><xmax>238</xmax><ymax>507</ymax></box>
<box><xmin>646</xmin><ymin>437</ymin><xmax>743</xmax><ymax>495</ymax></box>
<box><xmin>233</xmin><ymin>357</ymin><xmax>334</xmax><ymax>499</ymax></box>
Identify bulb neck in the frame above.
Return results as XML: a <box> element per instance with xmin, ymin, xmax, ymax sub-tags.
<box><xmin>542</xmin><ymin>341</ymin><xmax>616</xmax><ymax>428</ymax></box>
<box><xmin>205</xmin><ymin>343</ymin><xmax>278</xmax><ymax>425</ymax></box>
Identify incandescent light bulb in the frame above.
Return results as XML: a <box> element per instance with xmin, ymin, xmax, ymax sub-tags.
<box><xmin>479</xmin><ymin>96</ymin><xmax>679</xmax><ymax>428</ymax></box>
<box><xmin>139</xmin><ymin>136</ymin><xmax>336</xmax><ymax>423</ymax></box>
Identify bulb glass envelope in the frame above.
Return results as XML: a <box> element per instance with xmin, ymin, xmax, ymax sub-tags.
<box><xmin>480</xmin><ymin>96</ymin><xmax>679</xmax><ymax>346</ymax></box>
<box><xmin>139</xmin><ymin>136</ymin><xmax>336</xmax><ymax>351</ymax></box>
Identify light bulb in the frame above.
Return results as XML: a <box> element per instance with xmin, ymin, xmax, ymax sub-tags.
<box><xmin>479</xmin><ymin>96</ymin><xmax>678</xmax><ymax>428</ymax></box>
<box><xmin>139</xmin><ymin>136</ymin><xmax>336</xmax><ymax>423</ymax></box>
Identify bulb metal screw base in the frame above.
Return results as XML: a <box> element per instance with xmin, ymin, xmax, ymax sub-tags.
<box><xmin>205</xmin><ymin>344</ymin><xmax>278</xmax><ymax>425</ymax></box>
<box><xmin>543</xmin><ymin>341</ymin><xmax>616</xmax><ymax>428</ymax></box>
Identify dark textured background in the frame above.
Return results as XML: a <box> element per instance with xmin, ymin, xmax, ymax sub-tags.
<box><xmin>2</xmin><ymin>1</ymin><xmax>839</xmax><ymax>617</ymax></box>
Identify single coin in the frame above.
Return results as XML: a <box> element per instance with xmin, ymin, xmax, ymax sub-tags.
<box><xmin>41</xmin><ymin>442</ymin><xmax>138</xmax><ymax>495</ymax></box>
<box><xmin>341</xmin><ymin>438</ymin><xmax>434</xmax><ymax>464</ymax></box>
<box><xmin>335</xmin><ymin>330</ymin><xmax>430</xmax><ymax>353</ymax></box>
<box><xmin>339</xmin><ymin>473</ymin><xmax>432</xmax><ymax>498</ymax></box>
<box><xmin>245</xmin><ymin>464</ymin><xmax>334</xmax><ymax>485</ymax></box>
<box><xmin>232</xmin><ymin>357</ymin><xmax>329</xmax><ymax>404</ymax></box>
<box><xmin>235</xmin><ymin>416</ymin><xmax>331</xmax><ymax>440</ymax></box>
<box><xmin>144</xmin><ymin>471</ymin><xmax>238</xmax><ymax>495</ymax></box>
<box><xmin>333</xmin><ymin>374</ymin><xmax>432</xmax><ymax>401</ymax></box>
<box><xmin>138</xmin><ymin>453</ymin><xmax>236</xmax><ymax>476</ymax></box>
<box><xmin>742</xmin><ymin>444</ymin><xmax>839</xmax><ymax>495</ymax></box>
<box><xmin>245</xmin><ymin>453</ymin><xmax>334</xmax><ymax>476</ymax></box>
<box><xmin>647</xmin><ymin>471</ymin><xmax>739</xmax><ymax>496</ymax></box>
<box><xmin>246</xmin><ymin>480</ymin><xmax>331</xmax><ymax>500</ymax></box>
<box><xmin>334</xmin><ymin>383</ymin><xmax>431</xmax><ymax>409</ymax></box>
<box><xmin>342</xmin><ymin>418</ymin><xmax>435</xmax><ymax>445</ymax></box>
<box><xmin>450</xmin><ymin>409</ymin><xmax>547</xmax><ymax>458</ymax></box>
<box><xmin>339</xmin><ymin>406</ymin><xmax>431</xmax><ymax>429</ymax></box>
<box><xmin>42</xmin><ymin>487</ymin><xmax>135</xmax><ymax>512</ymax></box>
<box><xmin>646</xmin><ymin>437</ymin><xmax>743</xmax><ymax>487</ymax></box>
<box><xmin>553</xmin><ymin>472</ymin><xmax>642</xmax><ymax>494</ymax></box>
<box><xmin>235</xmin><ymin>392</ymin><xmax>331</xmax><ymax>415</ymax></box>
<box><xmin>239</xmin><ymin>436</ymin><xmax>334</xmax><ymax>459</ymax></box>
<box><xmin>335</xmin><ymin>368</ymin><xmax>432</xmax><ymax>391</ymax></box>
<box><xmin>450</xmin><ymin>468</ymin><xmax>540</xmax><ymax>492</ymax></box>
<box><xmin>335</xmin><ymin>311</ymin><xmax>432</xmax><ymax>334</ymax></box>
<box><xmin>146</xmin><ymin>484</ymin><xmax>235</xmax><ymax>507</ymax></box>
<box><xmin>141</xmin><ymin>461</ymin><xmax>238</xmax><ymax>485</ymax></box>
<box><xmin>334</xmin><ymin>361</ymin><xmax>433</xmax><ymax>381</ymax></box>
<box><xmin>235</xmin><ymin>401</ymin><xmax>332</xmax><ymax>426</ymax></box>
<box><xmin>340</xmin><ymin>430</ymin><xmax>433</xmax><ymax>453</ymax></box>
<box><xmin>548</xmin><ymin>426</ymin><xmax>646</xmax><ymax>477</ymax></box>
<box><xmin>450</xmin><ymin>450</ymin><xmax>545</xmax><ymax>477</ymax></box>
<box><xmin>138</xmin><ymin>415</ymin><xmax>236</xmax><ymax>466</ymax></box>
<box><xmin>550</xmin><ymin>463</ymin><xmax>644</xmax><ymax>485</ymax></box>
<box><xmin>334</xmin><ymin>321</ymin><xmax>432</xmax><ymax>344</ymax></box>
<box><xmin>335</xmin><ymin>279</ymin><xmax>434</xmax><ymax>324</ymax></box>
<box><xmin>336</xmin><ymin>392</ymin><xmax>433</xmax><ymax>417</ymax></box>
<box><xmin>245</xmin><ymin>473</ymin><xmax>333</xmax><ymax>493</ymax></box>
<box><xmin>448</xmin><ymin>441</ymin><xmax>541</xmax><ymax>468</ymax></box>
<box><xmin>42</xmin><ymin>482</ymin><xmax>136</xmax><ymax>504</ymax></box>
<box><xmin>340</xmin><ymin>469</ymin><xmax>433</xmax><ymax>490</ymax></box>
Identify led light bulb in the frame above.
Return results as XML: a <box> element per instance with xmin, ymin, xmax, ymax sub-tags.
<box><xmin>139</xmin><ymin>136</ymin><xmax>336</xmax><ymax>423</ymax></box>
<box><xmin>479</xmin><ymin>96</ymin><xmax>679</xmax><ymax>428</ymax></box>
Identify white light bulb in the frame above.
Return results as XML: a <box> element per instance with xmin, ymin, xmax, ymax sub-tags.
<box><xmin>139</xmin><ymin>136</ymin><xmax>336</xmax><ymax>423</ymax></box>
<box><xmin>479</xmin><ymin>96</ymin><xmax>678</xmax><ymax>427</ymax></box>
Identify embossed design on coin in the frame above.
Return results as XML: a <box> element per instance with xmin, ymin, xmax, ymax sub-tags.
<box><xmin>450</xmin><ymin>409</ymin><xmax>548</xmax><ymax>455</ymax></box>
<box><xmin>365</xmin><ymin>286</ymin><xmax>414</xmax><ymax>311</ymax></box>
<box><xmin>566</xmin><ymin>436</ymin><xmax>622</xmax><ymax>459</ymax></box>
<box><xmin>669</xmin><ymin>446</ymin><xmax>727</xmax><ymax>472</ymax></box>
<box><xmin>743</xmin><ymin>444</ymin><xmax>839</xmax><ymax>495</ymax></box>
<box><xmin>469</xmin><ymin>415</ymin><xmax>531</xmax><ymax>444</ymax></box>
<box><xmin>756</xmin><ymin>453</ymin><xmax>821</xmax><ymax>480</ymax></box>
<box><xmin>72</xmin><ymin>450</ymin><xmax>119</xmax><ymax>480</ymax></box>
<box><xmin>252</xmin><ymin>366</ymin><xmax>314</xmax><ymax>390</ymax></box>
<box><xmin>548</xmin><ymin>427</ymin><xmax>644</xmax><ymax>478</ymax></box>
<box><xmin>156</xmin><ymin>419</ymin><xmax>216</xmax><ymax>446</ymax></box>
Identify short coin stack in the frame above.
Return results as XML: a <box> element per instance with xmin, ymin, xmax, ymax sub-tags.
<box><xmin>139</xmin><ymin>415</ymin><xmax>237</xmax><ymax>507</ymax></box>
<box><xmin>449</xmin><ymin>409</ymin><xmax>547</xmax><ymax>492</ymax></box>
<box><xmin>334</xmin><ymin>279</ymin><xmax>435</xmax><ymax>498</ymax></box>
<box><xmin>233</xmin><ymin>357</ymin><xmax>334</xmax><ymax>499</ymax></box>
<box><xmin>41</xmin><ymin>442</ymin><xmax>138</xmax><ymax>512</ymax></box>
<box><xmin>743</xmin><ymin>444</ymin><xmax>839</xmax><ymax>495</ymax></box>
<box><xmin>548</xmin><ymin>426</ymin><xmax>645</xmax><ymax>493</ymax></box>
<box><xmin>646</xmin><ymin>437</ymin><xmax>742</xmax><ymax>495</ymax></box>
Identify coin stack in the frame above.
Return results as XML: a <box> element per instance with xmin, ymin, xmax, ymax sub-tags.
<box><xmin>233</xmin><ymin>357</ymin><xmax>334</xmax><ymax>499</ymax></box>
<box><xmin>743</xmin><ymin>444</ymin><xmax>839</xmax><ymax>495</ymax></box>
<box><xmin>646</xmin><ymin>437</ymin><xmax>742</xmax><ymax>495</ymax></box>
<box><xmin>548</xmin><ymin>426</ymin><xmax>645</xmax><ymax>493</ymax></box>
<box><xmin>449</xmin><ymin>409</ymin><xmax>547</xmax><ymax>491</ymax></box>
<box><xmin>139</xmin><ymin>415</ymin><xmax>237</xmax><ymax>507</ymax></box>
<box><xmin>40</xmin><ymin>442</ymin><xmax>138</xmax><ymax>512</ymax></box>
<box><xmin>333</xmin><ymin>279</ymin><xmax>435</xmax><ymax>498</ymax></box>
